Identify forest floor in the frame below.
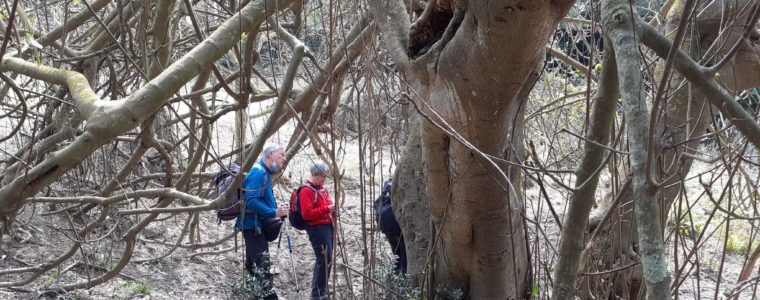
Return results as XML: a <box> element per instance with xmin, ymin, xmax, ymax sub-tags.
<box><xmin>0</xmin><ymin>127</ymin><xmax>404</xmax><ymax>299</ymax></box>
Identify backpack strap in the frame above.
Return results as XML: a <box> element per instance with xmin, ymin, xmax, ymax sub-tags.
<box><xmin>303</xmin><ymin>184</ymin><xmax>321</xmax><ymax>206</ymax></box>
<box><xmin>254</xmin><ymin>172</ymin><xmax>271</xmax><ymax>232</ymax></box>
<box><xmin>383</xmin><ymin>180</ymin><xmax>392</xmax><ymax>198</ymax></box>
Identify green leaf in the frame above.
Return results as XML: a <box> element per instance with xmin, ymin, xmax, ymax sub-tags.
<box><xmin>532</xmin><ymin>284</ymin><xmax>539</xmax><ymax>296</ymax></box>
<box><xmin>73</xmin><ymin>0</ymin><xmax>81</xmax><ymax>5</ymax></box>
<box><xmin>25</xmin><ymin>33</ymin><xmax>34</xmax><ymax>40</ymax></box>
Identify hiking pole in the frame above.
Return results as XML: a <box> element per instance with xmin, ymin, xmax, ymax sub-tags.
<box><xmin>283</xmin><ymin>216</ymin><xmax>301</xmax><ymax>294</ymax></box>
<box><xmin>273</xmin><ymin>215</ymin><xmax>290</xmax><ymax>275</ymax></box>
<box><xmin>272</xmin><ymin>216</ymin><xmax>285</xmax><ymax>272</ymax></box>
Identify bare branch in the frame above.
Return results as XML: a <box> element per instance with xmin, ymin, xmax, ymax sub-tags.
<box><xmin>0</xmin><ymin>0</ymin><xmax>296</xmax><ymax>212</ymax></box>
<box><xmin>640</xmin><ymin>22</ymin><xmax>760</xmax><ymax>150</ymax></box>
<box><xmin>1</xmin><ymin>57</ymin><xmax>102</xmax><ymax>117</ymax></box>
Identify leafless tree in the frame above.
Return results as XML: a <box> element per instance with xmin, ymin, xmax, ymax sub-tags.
<box><xmin>2</xmin><ymin>0</ymin><xmax>760</xmax><ymax>299</ymax></box>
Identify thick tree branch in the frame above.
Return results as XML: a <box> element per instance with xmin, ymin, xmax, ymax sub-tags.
<box><xmin>639</xmin><ymin>22</ymin><xmax>760</xmax><ymax>150</ymax></box>
<box><xmin>603</xmin><ymin>1</ymin><xmax>672</xmax><ymax>299</ymax></box>
<box><xmin>552</xmin><ymin>40</ymin><xmax>619</xmax><ymax>299</ymax></box>
<box><xmin>1</xmin><ymin>58</ymin><xmax>102</xmax><ymax>117</ymax></box>
<box><xmin>32</xmin><ymin>188</ymin><xmax>207</xmax><ymax>206</ymax></box>
<box><xmin>147</xmin><ymin>0</ymin><xmax>178</xmax><ymax>78</ymax></box>
<box><xmin>371</xmin><ymin>0</ymin><xmax>411</xmax><ymax>72</ymax></box>
<box><xmin>0</xmin><ymin>0</ymin><xmax>295</xmax><ymax>215</ymax></box>
<box><xmin>35</xmin><ymin>0</ymin><xmax>110</xmax><ymax>47</ymax></box>
<box><xmin>547</xmin><ymin>46</ymin><xmax>599</xmax><ymax>82</ymax></box>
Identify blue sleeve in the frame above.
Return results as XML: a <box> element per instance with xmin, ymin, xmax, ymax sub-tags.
<box><xmin>243</xmin><ymin>168</ymin><xmax>276</xmax><ymax>218</ymax></box>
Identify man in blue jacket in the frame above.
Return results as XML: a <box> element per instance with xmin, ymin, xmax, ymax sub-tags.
<box><xmin>237</xmin><ymin>145</ymin><xmax>289</xmax><ymax>299</ymax></box>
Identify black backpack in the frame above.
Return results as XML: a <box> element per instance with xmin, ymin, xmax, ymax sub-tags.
<box><xmin>374</xmin><ymin>179</ymin><xmax>401</xmax><ymax>234</ymax></box>
<box><xmin>288</xmin><ymin>184</ymin><xmax>320</xmax><ymax>230</ymax></box>
<box><xmin>214</xmin><ymin>163</ymin><xmax>244</xmax><ymax>222</ymax></box>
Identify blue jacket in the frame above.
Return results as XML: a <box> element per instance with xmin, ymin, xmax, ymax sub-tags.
<box><xmin>236</xmin><ymin>160</ymin><xmax>277</xmax><ymax>231</ymax></box>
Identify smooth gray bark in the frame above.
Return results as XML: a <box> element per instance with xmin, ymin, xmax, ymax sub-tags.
<box><xmin>552</xmin><ymin>40</ymin><xmax>620</xmax><ymax>299</ymax></box>
<box><xmin>603</xmin><ymin>1</ymin><xmax>672</xmax><ymax>299</ymax></box>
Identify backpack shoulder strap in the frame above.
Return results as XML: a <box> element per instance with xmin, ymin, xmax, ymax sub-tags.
<box><xmin>383</xmin><ymin>180</ymin><xmax>392</xmax><ymax>198</ymax></box>
<box><xmin>304</xmin><ymin>184</ymin><xmax>321</xmax><ymax>205</ymax></box>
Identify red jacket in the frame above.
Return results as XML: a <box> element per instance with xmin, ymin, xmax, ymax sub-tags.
<box><xmin>299</xmin><ymin>180</ymin><xmax>333</xmax><ymax>225</ymax></box>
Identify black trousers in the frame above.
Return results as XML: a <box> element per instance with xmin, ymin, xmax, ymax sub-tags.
<box><xmin>384</xmin><ymin>231</ymin><xmax>407</xmax><ymax>274</ymax></box>
<box><xmin>306</xmin><ymin>224</ymin><xmax>334</xmax><ymax>299</ymax></box>
<box><xmin>242</xmin><ymin>229</ymin><xmax>278</xmax><ymax>300</ymax></box>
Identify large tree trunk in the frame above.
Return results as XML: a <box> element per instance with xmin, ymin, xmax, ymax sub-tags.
<box><xmin>392</xmin><ymin>115</ymin><xmax>431</xmax><ymax>287</ymax></box>
<box><xmin>375</xmin><ymin>1</ymin><xmax>574</xmax><ymax>298</ymax></box>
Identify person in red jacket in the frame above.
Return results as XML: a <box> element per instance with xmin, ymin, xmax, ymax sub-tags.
<box><xmin>299</xmin><ymin>161</ymin><xmax>335</xmax><ymax>300</ymax></box>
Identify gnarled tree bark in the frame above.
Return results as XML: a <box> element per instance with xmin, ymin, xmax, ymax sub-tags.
<box><xmin>374</xmin><ymin>0</ymin><xmax>575</xmax><ymax>298</ymax></box>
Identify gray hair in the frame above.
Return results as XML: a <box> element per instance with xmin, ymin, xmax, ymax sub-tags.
<box><xmin>310</xmin><ymin>161</ymin><xmax>330</xmax><ymax>176</ymax></box>
<box><xmin>261</xmin><ymin>144</ymin><xmax>284</xmax><ymax>160</ymax></box>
